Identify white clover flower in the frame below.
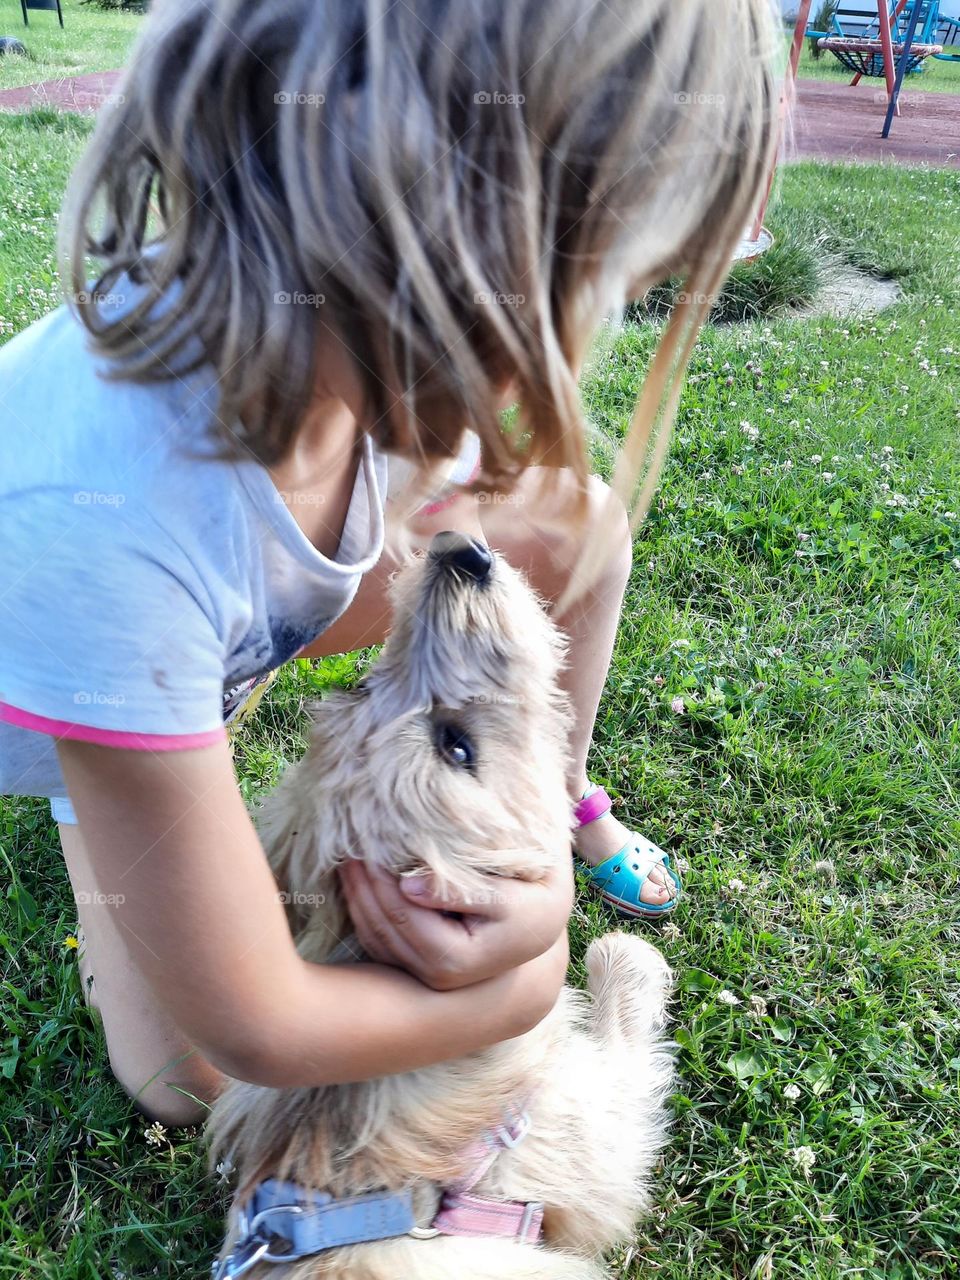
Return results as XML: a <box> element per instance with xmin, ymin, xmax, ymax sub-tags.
<box><xmin>810</xmin><ymin>454</ymin><xmax>823</xmax><ymax>463</ymax></box>
<box><xmin>144</xmin><ymin>1122</ymin><xmax>168</xmax><ymax>1148</ymax></box>
<box><xmin>670</xmin><ymin>696</ymin><xmax>686</xmax><ymax>715</ymax></box>
<box><xmin>749</xmin><ymin>995</ymin><xmax>768</xmax><ymax>1018</ymax></box>
<box><xmin>788</xmin><ymin>1146</ymin><xmax>817</xmax><ymax>1178</ymax></box>
<box><xmin>783</xmin><ymin>1084</ymin><xmax>801</xmax><ymax>1101</ymax></box>
<box><xmin>717</xmin><ymin>990</ymin><xmax>741</xmax><ymax>1006</ymax></box>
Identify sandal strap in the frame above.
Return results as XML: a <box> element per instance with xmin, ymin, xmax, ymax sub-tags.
<box><xmin>573</xmin><ymin>785</ymin><xmax>611</xmax><ymax>829</ymax></box>
<box><xmin>593</xmin><ymin>838</ymin><xmax>666</xmax><ymax>887</ymax></box>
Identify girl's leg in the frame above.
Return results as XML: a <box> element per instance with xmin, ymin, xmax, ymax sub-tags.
<box><xmin>60</xmin><ymin>820</ymin><xmax>224</xmax><ymax>1126</ymax></box>
<box><xmin>473</xmin><ymin>470</ymin><xmax>673</xmax><ymax>907</ymax></box>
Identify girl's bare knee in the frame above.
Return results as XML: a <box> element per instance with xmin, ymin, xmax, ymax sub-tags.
<box><xmin>108</xmin><ymin>1047</ymin><xmax>218</xmax><ymax>1127</ymax></box>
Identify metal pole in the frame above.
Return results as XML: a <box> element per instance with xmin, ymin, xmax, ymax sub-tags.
<box><xmin>882</xmin><ymin>0</ymin><xmax>924</xmax><ymax>136</ymax></box>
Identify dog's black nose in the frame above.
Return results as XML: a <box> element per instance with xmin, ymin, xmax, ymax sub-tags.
<box><xmin>429</xmin><ymin>531</ymin><xmax>493</xmax><ymax>583</ymax></box>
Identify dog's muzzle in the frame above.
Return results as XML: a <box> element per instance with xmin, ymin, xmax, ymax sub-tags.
<box><xmin>428</xmin><ymin>530</ymin><xmax>493</xmax><ymax>584</ymax></box>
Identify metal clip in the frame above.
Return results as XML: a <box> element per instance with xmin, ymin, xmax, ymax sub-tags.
<box><xmin>517</xmin><ymin>1200</ymin><xmax>544</xmax><ymax>1243</ymax></box>
<box><xmin>497</xmin><ymin>1110</ymin><xmax>531</xmax><ymax>1149</ymax></box>
<box><xmin>211</xmin><ymin>1231</ymin><xmax>272</xmax><ymax>1279</ymax></box>
<box><xmin>212</xmin><ymin>1203</ymin><xmax>304</xmax><ymax>1277</ymax></box>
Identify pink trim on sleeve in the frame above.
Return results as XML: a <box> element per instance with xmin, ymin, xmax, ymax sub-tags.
<box><xmin>0</xmin><ymin>701</ymin><xmax>226</xmax><ymax>751</ymax></box>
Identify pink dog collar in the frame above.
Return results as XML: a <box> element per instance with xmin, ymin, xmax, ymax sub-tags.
<box><xmin>429</xmin><ymin>1103</ymin><xmax>543</xmax><ymax>1244</ymax></box>
<box><xmin>432</xmin><ymin>1190</ymin><xmax>544</xmax><ymax>1242</ymax></box>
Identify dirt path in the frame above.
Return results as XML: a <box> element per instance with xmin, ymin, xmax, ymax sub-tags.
<box><xmin>2</xmin><ymin>69</ymin><xmax>958</xmax><ymax>170</ymax></box>
<box><xmin>788</xmin><ymin>77</ymin><xmax>960</xmax><ymax>168</ymax></box>
<box><xmin>0</xmin><ymin>69</ymin><xmax>122</xmax><ymax>114</ymax></box>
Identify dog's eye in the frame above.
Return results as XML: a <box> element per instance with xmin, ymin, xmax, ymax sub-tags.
<box><xmin>434</xmin><ymin>722</ymin><xmax>476</xmax><ymax>771</ymax></box>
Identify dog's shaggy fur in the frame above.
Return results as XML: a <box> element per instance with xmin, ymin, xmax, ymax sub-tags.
<box><xmin>207</xmin><ymin>538</ymin><xmax>675</xmax><ymax>1279</ymax></box>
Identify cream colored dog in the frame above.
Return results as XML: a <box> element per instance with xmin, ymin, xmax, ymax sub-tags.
<box><xmin>208</xmin><ymin>532</ymin><xmax>674</xmax><ymax>1279</ymax></box>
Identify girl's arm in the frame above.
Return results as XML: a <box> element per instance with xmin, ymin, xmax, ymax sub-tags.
<box><xmin>56</xmin><ymin>737</ymin><xmax>570</xmax><ymax>1088</ymax></box>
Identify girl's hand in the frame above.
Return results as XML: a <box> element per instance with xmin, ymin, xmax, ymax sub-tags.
<box><xmin>339</xmin><ymin>858</ymin><xmax>573</xmax><ymax>991</ymax></box>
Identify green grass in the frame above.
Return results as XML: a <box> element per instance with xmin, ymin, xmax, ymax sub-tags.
<box><xmin>790</xmin><ymin>26</ymin><xmax>960</xmax><ymax>93</ymax></box>
<box><xmin>2</xmin><ymin>115</ymin><xmax>960</xmax><ymax>1279</ymax></box>
<box><xmin>0</xmin><ymin>0</ymin><xmax>140</xmax><ymax>90</ymax></box>
<box><xmin>635</xmin><ymin>227</ymin><xmax>824</xmax><ymax>325</ymax></box>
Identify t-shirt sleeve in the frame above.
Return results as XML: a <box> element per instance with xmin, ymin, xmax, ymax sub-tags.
<box><xmin>0</xmin><ymin>487</ymin><xmax>227</xmax><ymax>750</ymax></box>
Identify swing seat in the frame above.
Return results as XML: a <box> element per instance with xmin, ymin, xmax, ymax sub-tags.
<box><xmin>818</xmin><ymin>35</ymin><xmax>942</xmax><ymax>76</ymax></box>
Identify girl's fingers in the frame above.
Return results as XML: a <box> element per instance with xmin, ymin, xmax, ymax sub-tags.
<box><xmin>339</xmin><ymin>861</ymin><xmax>471</xmax><ymax>977</ymax></box>
<box><xmin>398</xmin><ymin>871</ymin><xmax>519</xmax><ymax>919</ymax></box>
<box><xmin>338</xmin><ymin>862</ymin><xmax>415</xmax><ymax>967</ymax></box>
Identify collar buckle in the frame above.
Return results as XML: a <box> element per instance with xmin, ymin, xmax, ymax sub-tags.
<box><xmin>212</xmin><ymin>1203</ymin><xmax>305</xmax><ymax>1278</ymax></box>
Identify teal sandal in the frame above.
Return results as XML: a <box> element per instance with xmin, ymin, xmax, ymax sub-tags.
<box><xmin>574</xmin><ymin>785</ymin><xmax>681</xmax><ymax>919</ymax></box>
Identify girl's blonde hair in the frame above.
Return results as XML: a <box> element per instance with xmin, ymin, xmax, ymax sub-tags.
<box><xmin>62</xmin><ymin>0</ymin><xmax>778</xmax><ymax>593</ymax></box>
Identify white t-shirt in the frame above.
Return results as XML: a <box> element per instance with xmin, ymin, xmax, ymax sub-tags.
<box><xmin>0</xmin><ymin>296</ymin><xmax>476</xmax><ymax>816</ymax></box>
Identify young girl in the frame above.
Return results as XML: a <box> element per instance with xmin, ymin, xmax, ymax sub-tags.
<box><xmin>0</xmin><ymin>0</ymin><xmax>775</xmax><ymax>1125</ymax></box>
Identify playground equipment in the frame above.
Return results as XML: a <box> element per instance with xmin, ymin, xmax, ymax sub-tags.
<box><xmin>934</xmin><ymin>12</ymin><xmax>960</xmax><ymax>59</ymax></box>
<box><xmin>20</xmin><ymin>0</ymin><xmax>64</xmax><ymax>27</ymax></box>
<box><xmin>809</xmin><ymin>2</ymin><xmax>942</xmax><ymax>79</ymax></box>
